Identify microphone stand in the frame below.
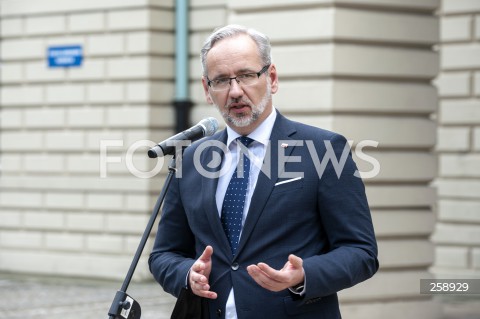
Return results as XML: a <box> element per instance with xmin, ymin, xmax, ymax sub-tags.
<box><xmin>107</xmin><ymin>156</ymin><xmax>177</xmax><ymax>319</ymax></box>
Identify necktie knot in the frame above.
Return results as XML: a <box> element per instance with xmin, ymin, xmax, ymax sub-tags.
<box><xmin>238</xmin><ymin>136</ymin><xmax>254</xmax><ymax>148</ymax></box>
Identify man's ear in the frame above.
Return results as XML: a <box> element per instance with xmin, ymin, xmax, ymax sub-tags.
<box><xmin>202</xmin><ymin>77</ymin><xmax>214</xmax><ymax>104</ymax></box>
<box><xmin>268</xmin><ymin>64</ymin><xmax>279</xmax><ymax>94</ymax></box>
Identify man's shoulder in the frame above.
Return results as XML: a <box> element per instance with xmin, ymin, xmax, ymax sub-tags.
<box><xmin>278</xmin><ymin>115</ymin><xmax>342</xmax><ymax>141</ymax></box>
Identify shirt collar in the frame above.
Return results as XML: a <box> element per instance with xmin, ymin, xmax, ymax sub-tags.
<box><xmin>226</xmin><ymin>107</ymin><xmax>277</xmax><ymax>148</ymax></box>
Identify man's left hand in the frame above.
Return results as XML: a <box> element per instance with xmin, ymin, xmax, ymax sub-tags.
<box><xmin>247</xmin><ymin>254</ymin><xmax>304</xmax><ymax>292</ymax></box>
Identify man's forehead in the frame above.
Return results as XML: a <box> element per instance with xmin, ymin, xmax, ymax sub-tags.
<box><xmin>205</xmin><ymin>35</ymin><xmax>261</xmax><ymax>71</ymax></box>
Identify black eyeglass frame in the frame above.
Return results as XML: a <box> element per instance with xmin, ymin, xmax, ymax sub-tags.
<box><xmin>206</xmin><ymin>64</ymin><xmax>271</xmax><ymax>89</ymax></box>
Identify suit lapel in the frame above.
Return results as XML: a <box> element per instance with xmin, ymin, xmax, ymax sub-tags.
<box><xmin>235</xmin><ymin>114</ymin><xmax>298</xmax><ymax>258</ymax></box>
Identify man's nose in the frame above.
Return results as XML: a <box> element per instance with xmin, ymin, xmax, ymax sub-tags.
<box><xmin>228</xmin><ymin>78</ymin><xmax>243</xmax><ymax>98</ymax></box>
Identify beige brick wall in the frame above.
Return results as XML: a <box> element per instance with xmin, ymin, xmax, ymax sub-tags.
<box><xmin>433</xmin><ymin>0</ymin><xmax>480</xmax><ymax>280</ymax></box>
<box><xmin>0</xmin><ymin>0</ymin><xmax>175</xmax><ymax>280</ymax></box>
<box><xmin>0</xmin><ymin>0</ymin><xmax>460</xmax><ymax>318</ymax></box>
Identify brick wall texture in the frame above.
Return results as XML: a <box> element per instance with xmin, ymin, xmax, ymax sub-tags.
<box><xmin>0</xmin><ymin>0</ymin><xmax>176</xmax><ymax>281</ymax></box>
<box><xmin>433</xmin><ymin>0</ymin><xmax>480</xmax><ymax>279</ymax></box>
<box><xmin>1</xmin><ymin>0</ymin><xmax>475</xmax><ymax>318</ymax></box>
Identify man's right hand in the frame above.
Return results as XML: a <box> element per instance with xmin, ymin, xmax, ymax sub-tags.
<box><xmin>189</xmin><ymin>245</ymin><xmax>218</xmax><ymax>299</ymax></box>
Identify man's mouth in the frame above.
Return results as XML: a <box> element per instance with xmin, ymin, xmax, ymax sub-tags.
<box><xmin>228</xmin><ymin>103</ymin><xmax>250</xmax><ymax>113</ymax></box>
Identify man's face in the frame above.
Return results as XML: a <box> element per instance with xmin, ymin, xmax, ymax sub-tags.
<box><xmin>202</xmin><ymin>34</ymin><xmax>278</xmax><ymax>135</ymax></box>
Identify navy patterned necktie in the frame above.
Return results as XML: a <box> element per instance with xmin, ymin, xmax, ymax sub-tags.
<box><xmin>221</xmin><ymin>136</ymin><xmax>254</xmax><ymax>255</ymax></box>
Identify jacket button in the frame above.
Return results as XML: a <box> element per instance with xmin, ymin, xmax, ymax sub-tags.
<box><xmin>216</xmin><ymin>308</ymin><xmax>222</xmax><ymax>316</ymax></box>
<box><xmin>231</xmin><ymin>262</ymin><xmax>239</xmax><ymax>270</ymax></box>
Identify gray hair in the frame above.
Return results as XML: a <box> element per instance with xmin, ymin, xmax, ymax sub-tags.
<box><xmin>200</xmin><ymin>24</ymin><xmax>272</xmax><ymax>77</ymax></box>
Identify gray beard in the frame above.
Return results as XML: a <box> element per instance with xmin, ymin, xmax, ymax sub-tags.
<box><xmin>218</xmin><ymin>84</ymin><xmax>271</xmax><ymax>128</ymax></box>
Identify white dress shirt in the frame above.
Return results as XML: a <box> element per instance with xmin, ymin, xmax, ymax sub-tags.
<box><xmin>215</xmin><ymin>109</ymin><xmax>277</xmax><ymax>319</ymax></box>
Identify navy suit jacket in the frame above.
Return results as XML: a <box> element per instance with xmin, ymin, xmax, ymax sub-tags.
<box><xmin>149</xmin><ymin>113</ymin><xmax>378</xmax><ymax>319</ymax></box>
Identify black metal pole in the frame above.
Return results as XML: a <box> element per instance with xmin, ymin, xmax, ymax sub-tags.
<box><xmin>174</xmin><ymin>99</ymin><xmax>194</xmax><ymax>133</ymax></box>
<box><xmin>108</xmin><ymin>156</ymin><xmax>177</xmax><ymax>319</ymax></box>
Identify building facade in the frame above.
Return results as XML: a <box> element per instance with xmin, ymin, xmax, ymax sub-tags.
<box><xmin>433</xmin><ymin>0</ymin><xmax>480</xmax><ymax>281</ymax></box>
<box><xmin>1</xmin><ymin>0</ymin><xmax>479</xmax><ymax>318</ymax></box>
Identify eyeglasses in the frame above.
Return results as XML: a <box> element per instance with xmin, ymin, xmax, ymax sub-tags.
<box><xmin>206</xmin><ymin>65</ymin><xmax>270</xmax><ymax>92</ymax></box>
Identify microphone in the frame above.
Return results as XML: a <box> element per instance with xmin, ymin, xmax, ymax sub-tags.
<box><xmin>148</xmin><ymin>117</ymin><xmax>219</xmax><ymax>158</ymax></box>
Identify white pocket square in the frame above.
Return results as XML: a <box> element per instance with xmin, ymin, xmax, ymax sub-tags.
<box><xmin>274</xmin><ymin>177</ymin><xmax>303</xmax><ymax>186</ymax></box>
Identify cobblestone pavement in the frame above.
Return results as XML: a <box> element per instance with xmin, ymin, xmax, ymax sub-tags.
<box><xmin>438</xmin><ymin>295</ymin><xmax>480</xmax><ymax>319</ymax></box>
<box><xmin>1</xmin><ymin>274</ymin><xmax>479</xmax><ymax>319</ymax></box>
<box><xmin>0</xmin><ymin>274</ymin><xmax>175</xmax><ymax>319</ymax></box>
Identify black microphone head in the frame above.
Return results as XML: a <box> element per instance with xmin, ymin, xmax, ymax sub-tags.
<box><xmin>199</xmin><ymin>117</ymin><xmax>219</xmax><ymax>136</ymax></box>
<box><xmin>147</xmin><ymin>117</ymin><xmax>219</xmax><ymax>159</ymax></box>
<box><xmin>148</xmin><ymin>148</ymin><xmax>161</xmax><ymax>158</ymax></box>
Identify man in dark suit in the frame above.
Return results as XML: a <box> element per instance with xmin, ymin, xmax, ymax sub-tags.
<box><xmin>149</xmin><ymin>24</ymin><xmax>378</xmax><ymax>319</ymax></box>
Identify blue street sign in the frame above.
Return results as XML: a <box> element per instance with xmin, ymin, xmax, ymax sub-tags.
<box><xmin>47</xmin><ymin>45</ymin><xmax>83</xmax><ymax>68</ymax></box>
